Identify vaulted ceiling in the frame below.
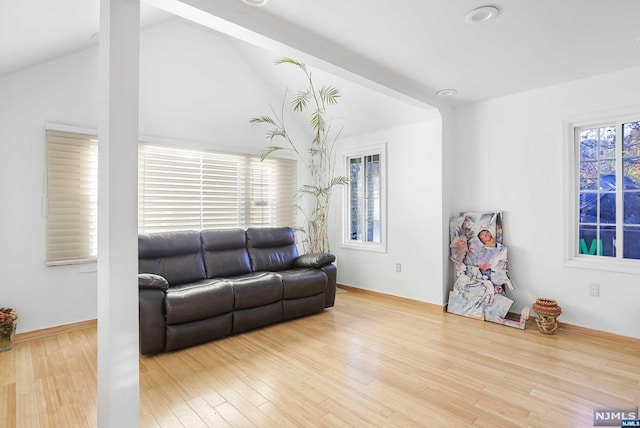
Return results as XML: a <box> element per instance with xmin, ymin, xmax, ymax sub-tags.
<box><xmin>2</xmin><ymin>0</ymin><xmax>639</xmax><ymax>106</ymax></box>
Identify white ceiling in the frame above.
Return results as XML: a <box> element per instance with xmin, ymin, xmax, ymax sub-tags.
<box><xmin>0</xmin><ymin>2</ymin><xmax>172</xmax><ymax>78</ymax></box>
<box><xmin>2</xmin><ymin>0</ymin><xmax>640</xmax><ymax>105</ymax></box>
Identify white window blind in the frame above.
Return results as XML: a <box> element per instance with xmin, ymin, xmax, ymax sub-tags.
<box><xmin>138</xmin><ymin>144</ymin><xmax>297</xmax><ymax>234</ymax></box>
<box><xmin>45</xmin><ymin>130</ymin><xmax>297</xmax><ymax>265</ymax></box>
<box><xmin>45</xmin><ymin>130</ymin><xmax>98</xmax><ymax>266</ymax></box>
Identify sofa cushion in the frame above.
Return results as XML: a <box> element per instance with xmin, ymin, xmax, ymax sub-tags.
<box><xmin>201</xmin><ymin>228</ymin><xmax>252</xmax><ymax>278</ymax></box>
<box><xmin>165</xmin><ymin>279</ymin><xmax>234</xmax><ymax>325</ymax></box>
<box><xmin>277</xmin><ymin>269</ymin><xmax>327</xmax><ymax>299</ymax></box>
<box><xmin>139</xmin><ymin>230</ymin><xmax>206</xmax><ymax>285</ymax></box>
<box><xmin>246</xmin><ymin>227</ymin><xmax>299</xmax><ymax>272</ymax></box>
<box><xmin>228</xmin><ymin>272</ymin><xmax>283</xmax><ymax>310</ymax></box>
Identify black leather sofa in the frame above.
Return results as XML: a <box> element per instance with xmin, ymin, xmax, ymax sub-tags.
<box><xmin>137</xmin><ymin>227</ymin><xmax>337</xmax><ymax>354</ymax></box>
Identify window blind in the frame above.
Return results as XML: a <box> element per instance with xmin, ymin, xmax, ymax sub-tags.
<box><xmin>138</xmin><ymin>144</ymin><xmax>297</xmax><ymax>234</ymax></box>
<box><xmin>45</xmin><ymin>130</ymin><xmax>297</xmax><ymax>265</ymax></box>
<box><xmin>45</xmin><ymin>130</ymin><xmax>98</xmax><ymax>266</ymax></box>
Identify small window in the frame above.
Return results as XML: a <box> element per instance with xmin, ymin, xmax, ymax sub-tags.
<box><xmin>45</xmin><ymin>128</ymin><xmax>98</xmax><ymax>266</ymax></box>
<box><xmin>342</xmin><ymin>144</ymin><xmax>386</xmax><ymax>252</ymax></box>
<box><xmin>567</xmin><ymin>113</ymin><xmax>640</xmax><ymax>270</ymax></box>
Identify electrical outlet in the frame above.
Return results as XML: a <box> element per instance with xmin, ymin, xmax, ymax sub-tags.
<box><xmin>395</xmin><ymin>263</ymin><xmax>402</xmax><ymax>273</ymax></box>
<box><xmin>589</xmin><ymin>283</ymin><xmax>600</xmax><ymax>297</ymax></box>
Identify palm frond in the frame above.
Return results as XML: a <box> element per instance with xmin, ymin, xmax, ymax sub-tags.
<box><xmin>329</xmin><ymin>176</ymin><xmax>349</xmax><ymax>187</ymax></box>
<box><xmin>296</xmin><ymin>184</ymin><xmax>325</xmax><ymax>198</ymax></box>
<box><xmin>250</xmin><ymin>116</ymin><xmax>276</xmax><ymax>125</ymax></box>
<box><xmin>275</xmin><ymin>57</ymin><xmax>305</xmax><ymax>69</ymax></box>
<box><xmin>291</xmin><ymin>90</ymin><xmax>310</xmax><ymax>112</ymax></box>
<box><xmin>265</xmin><ymin>128</ymin><xmax>286</xmax><ymax>141</ymax></box>
<box><xmin>320</xmin><ymin>86</ymin><xmax>341</xmax><ymax>105</ymax></box>
<box><xmin>310</xmin><ymin>109</ymin><xmax>326</xmax><ymax>132</ymax></box>
<box><xmin>259</xmin><ymin>146</ymin><xmax>287</xmax><ymax>161</ymax></box>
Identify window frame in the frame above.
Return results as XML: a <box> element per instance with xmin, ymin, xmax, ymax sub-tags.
<box><xmin>564</xmin><ymin>109</ymin><xmax>640</xmax><ymax>274</ymax></box>
<box><xmin>340</xmin><ymin>142</ymin><xmax>387</xmax><ymax>253</ymax></box>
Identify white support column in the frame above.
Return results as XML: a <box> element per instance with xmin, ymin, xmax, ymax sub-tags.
<box><xmin>97</xmin><ymin>0</ymin><xmax>140</xmax><ymax>426</ymax></box>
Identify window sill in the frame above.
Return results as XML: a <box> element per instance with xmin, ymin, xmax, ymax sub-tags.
<box><xmin>564</xmin><ymin>256</ymin><xmax>640</xmax><ymax>275</ymax></box>
<box><xmin>46</xmin><ymin>259</ymin><xmax>97</xmax><ymax>269</ymax></box>
<box><xmin>340</xmin><ymin>242</ymin><xmax>387</xmax><ymax>253</ymax></box>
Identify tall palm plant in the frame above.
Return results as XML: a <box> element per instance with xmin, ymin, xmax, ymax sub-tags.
<box><xmin>251</xmin><ymin>58</ymin><xmax>347</xmax><ymax>253</ymax></box>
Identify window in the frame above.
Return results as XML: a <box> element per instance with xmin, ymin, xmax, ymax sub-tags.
<box><xmin>138</xmin><ymin>144</ymin><xmax>296</xmax><ymax>234</ymax></box>
<box><xmin>45</xmin><ymin>129</ymin><xmax>98</xmax><ymax>266</ymax></box>
<box><xmin>342</xmin><ymin>144</ymin><xmax>386</xmax><ymax>251</ymax></box>
<box><xmin>569</xmin><ymin>115</ymin><xmax>640</xmax><ymax>267</ymax></box>
<box><xmin>45</xmin><ymin>127</ymin><xmax>296</xmax><ymax>265</ymax></box>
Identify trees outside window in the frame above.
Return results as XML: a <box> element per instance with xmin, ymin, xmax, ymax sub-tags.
<box><xmin>576</xmin><ymin>119</ymin><xmax>640</xmax><ymax>261</ymax></box>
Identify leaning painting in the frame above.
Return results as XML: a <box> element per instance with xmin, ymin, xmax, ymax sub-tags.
<box><xmin>448</xmin><ymin>211</ymin><xmax>529</xmax><ymax>329</ymax></box>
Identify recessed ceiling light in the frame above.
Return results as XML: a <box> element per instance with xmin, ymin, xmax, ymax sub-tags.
<box><xmin>241</xmin><ymin>0</ymin><xmax>268</xmax><ymax>6</ymax></box>
<box><xmin>436</xmin><ymin>88</ymin><xmax>458</xmax><ymax>97</ymax></box>
<box><xmin>465</xmin><ymin>6</ymin><xmax>500</xmax><ymax>24</ymax></box>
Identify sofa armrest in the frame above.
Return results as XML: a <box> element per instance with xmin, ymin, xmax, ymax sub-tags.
<box><xmin>138</xmin><ymin>273</ymin><xmax>169</xmax><ymax>291</ymax></box>
<box><xmin>320</xmin><ymin>264</ymin><xmax>337</xmax><ymax>308</ymax></box>
<box><xmin>139</xmin><ymin>288</ymin><xmax>167</xmax><ymax>354</ymax></box>
<box><xmin>294</xmin><ymin>252</ymin><xmax>336</xmax><ymax>268</ymax></box>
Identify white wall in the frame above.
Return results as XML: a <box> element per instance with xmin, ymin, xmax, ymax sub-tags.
<box><xmin>0</xmin><ymin>48</ymin><xmax>101</xmax><ymax>334</ymax></box>
<box><xmin>0</xmin><ymin>20</ymin><xmax>287</xmax><ymax>333</ymax></box>
<box><xmin>139</xmin><ymin>21</ymin><xmax>270</xmax><ymax>146</ymax></box>
<box><xmin>453</xmin><ymin>66</ymin><xmax>640</xmax><ymax>339</ymax></box>
<box><xmin>329</xmin><ymin>120</ymin><xmax>445</xmax><ymax>304</ymax></box>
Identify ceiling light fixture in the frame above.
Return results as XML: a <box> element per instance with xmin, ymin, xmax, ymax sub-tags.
<box><xmin>436</xmin><ymin>88</ymin><xmax>458</xmax><ymax>97</ymax></box>
<box><xmin>465</xmin><ymin>6</ymin><xmax>500</xmax><ymax>24</ymax></box>
<box><xmin>241</xmin><ymin>0</ymin><xmax>268</xmax><ymax>6</ymax></box>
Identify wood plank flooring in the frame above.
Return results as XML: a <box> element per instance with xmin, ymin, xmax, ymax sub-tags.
<box><xmin>1</xmin><ymin>287</ymin><xmax>639</xmax><ymax>427</ymax></box>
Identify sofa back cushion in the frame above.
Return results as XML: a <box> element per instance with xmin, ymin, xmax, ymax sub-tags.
<box><xmin>246</xmin><ymin>227</ymin><xmax>299</xmax><ymax>272</ymax></box>
<box><xmin>139</xmin><ymin>230</ymin><xmax>206</xmax><ymax>286</ymax></box>
<box><xmin>201</xmin><ymin>228</ymin><xmax>252</xmax><ymax>278</ymax></box>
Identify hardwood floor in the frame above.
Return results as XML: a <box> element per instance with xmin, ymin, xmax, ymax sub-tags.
<box><xmin>2</xmin><ymin>287</ymin><xmax>639</xmax><ymax>427</ymax></box>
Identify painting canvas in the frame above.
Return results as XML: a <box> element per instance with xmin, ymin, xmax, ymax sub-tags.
<box><xmin>447</xmin><ymin>211</ymin><xmax>529</xmax><ymax>329</ymax></box>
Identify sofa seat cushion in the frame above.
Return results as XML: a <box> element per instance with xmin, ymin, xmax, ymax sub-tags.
<box><xmin>165</xmin><ymin>279</ymin><xmax>233</xmax><ymax>325</ymax></box>
<box><xmin>277</xmin><ymin>269</ymin><xmax>327</xmax><ymax>300</ymax></box>
<box><xmin>227</xmin><ymin>272</ymin><xmax>283</xmax><ymax>310</ymax></box>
